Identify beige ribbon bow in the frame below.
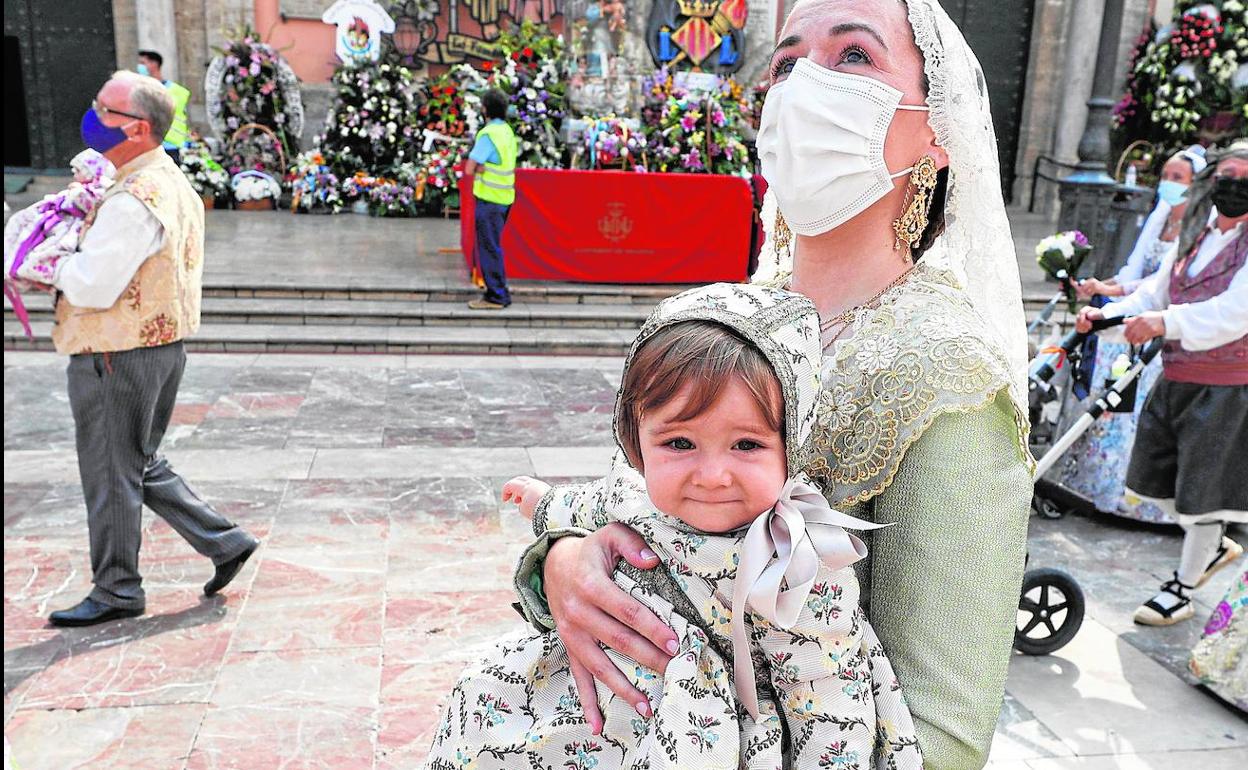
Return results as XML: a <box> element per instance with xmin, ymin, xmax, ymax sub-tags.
<box><xmin>729</xmin><ymin>476</ymin><xmax>889</xmax><ymax>720</ymax></box>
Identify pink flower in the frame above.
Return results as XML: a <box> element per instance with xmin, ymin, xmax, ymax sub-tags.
<box><xmin>260</xmin><ymin>82</ymin><xmax>276</xmax><ymax>95</ymax></box>
<box><xmin>680</xmin><ymin>115</ymin><xmax>697</xmax><ymax>133</ymax></box>
<box><xmin>1204</xmin><ymin>601</ymin><xmax>1233</xmax><ymax>636</ymax></box>
<box><xmin>681</xmin><ymin>150</ymin><xmax>703</xmax><ymax>170</ymax></box>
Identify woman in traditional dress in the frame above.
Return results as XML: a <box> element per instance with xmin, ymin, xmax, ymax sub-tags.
<box><xmin>508</xmin><ymin>2</ymin><xmax>1033</xmax><ymax>768</ymax></box>
<box><xmin>1190</xmin><ymin>569</ymin><xmax>1247</xmax><ymax>712</ymax></box>
<box><xmin>1048</xmin><ymin>147</ymin><xmax>1208</xmax><ymax>523</ymax></box>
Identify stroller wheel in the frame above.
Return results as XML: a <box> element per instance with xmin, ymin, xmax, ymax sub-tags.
<box><xmin>1032</xmin><ymin>495</ymin><xmax>1065</xmax><ymax>520</ymax></box>
<box><xmin>1015</xmin><ymin>567</ymin><xmax>1085</xmax><ymax>656</ymax></box>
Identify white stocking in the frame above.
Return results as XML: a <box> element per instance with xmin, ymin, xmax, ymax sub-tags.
<box><xmin>1176</xmin><ymin>520</ymin><xmax>1225</xmax><ymax>587</ymax></box>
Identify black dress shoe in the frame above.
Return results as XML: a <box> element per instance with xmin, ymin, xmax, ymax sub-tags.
<box><xmin>204</xmin><ymin>539</ymin><xmax>259</xmax><ymax>596</ymax></box>
<box><xmin>48</xmin><ymin>597</ymin><xmax>144</xmax><ymax>628</ymax></box>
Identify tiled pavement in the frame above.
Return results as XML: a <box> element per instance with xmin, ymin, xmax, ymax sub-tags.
<box><xmin>4</xmin><ymin>351</ymin><xmax>1245</xmax><ymax>769</ymax></box>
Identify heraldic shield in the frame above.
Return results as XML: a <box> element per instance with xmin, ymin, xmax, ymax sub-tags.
<box><xmin>646</xmin><ymin>0</ymin><xmax>748</xmax><ymax>74</ymax></box>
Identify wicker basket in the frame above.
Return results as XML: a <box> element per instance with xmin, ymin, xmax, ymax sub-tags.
<box><xmin>236</xmin><ymin>198</ymin><xmax>276</xmax><ymax>211</ymax></box>
<box><xmin>227</xmin><ymin>122</ymin><xmax>287</xmax><ymax>178</ymax></box>
<box><xmin>201</xmin><ymin>194</ymin><xmax>215</xmax><ymax>210</ymax></box>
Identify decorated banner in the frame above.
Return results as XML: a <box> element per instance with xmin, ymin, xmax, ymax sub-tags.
<box><xmin>323</xmin><ymin>0</ymin><xmax>397</xmax><ymax>62</ymax></box>
<box><xmin>392</xmin><ymin>0</ymin><xmax>566</xmax><ymax>67</ymax></box>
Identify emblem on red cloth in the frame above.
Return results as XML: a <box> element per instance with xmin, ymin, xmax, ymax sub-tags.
<box><xmin>598</xmin><ymin>202</ymin><xmax>633</xmax><ymax>244</ymax></box>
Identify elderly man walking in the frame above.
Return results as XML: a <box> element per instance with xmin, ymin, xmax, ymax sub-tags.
<box><xmin>46</xmin><ymin>72</ymin><xmax>259</xmax><ymax>627</ymax></box>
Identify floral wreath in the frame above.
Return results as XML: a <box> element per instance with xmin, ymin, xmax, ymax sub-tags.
<box><xmin>204</xmin><ymin>43</ymin><xmax>304</xmax><ymax>141</ymax></box>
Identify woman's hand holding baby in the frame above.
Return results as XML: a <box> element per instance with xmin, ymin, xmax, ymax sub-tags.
<box><xmin>502</xmin><ymin>476</ymin><xmax>552</xmax><ymax>520</ymax></box>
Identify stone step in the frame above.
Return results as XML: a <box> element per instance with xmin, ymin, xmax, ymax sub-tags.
<box><xmin>4</xmin><ymin>320</ymin><xmax>639</xmax><ymax>356</ymax></box>
<box><xmin>6</xmin><ymin>295</ymin><xmax>655</xmax><ymax>329</ymax></box>
<box><xmin>201</xmin><ymin>275</ymin><xmax>694</xmax><ymax>305</ymax></box>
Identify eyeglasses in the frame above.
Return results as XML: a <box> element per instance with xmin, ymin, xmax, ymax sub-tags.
<box><xmin>92</xmin><ymin>99</ymin><xmax>146</xmax><ymax>122</ymax></box>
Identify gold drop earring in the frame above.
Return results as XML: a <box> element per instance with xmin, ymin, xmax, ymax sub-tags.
<box><xmin>774</xmin><ymin>210</ymin><xmax>793</xmax><ymax>270</ymax></box>
<box><xmin>892</xmin><ymin>155</ymin><xmax>939</xmax><ymax>261</ymax></box>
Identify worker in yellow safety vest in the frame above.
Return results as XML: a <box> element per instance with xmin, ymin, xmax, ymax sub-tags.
<box><xmin>138</xmin><ymin>50</ymin><xmax>191</xmax><ymax>164</ymax></box>
<box><xmin>464</xmin><ymin>88</ymin><xmax>518</xmax><ymax>310</ymax></box>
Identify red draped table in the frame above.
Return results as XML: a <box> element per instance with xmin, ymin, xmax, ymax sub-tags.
<box><xmin>459</xmin><ymin>169</ymin><xmax>753</xmax><ymax>284</ymax></box>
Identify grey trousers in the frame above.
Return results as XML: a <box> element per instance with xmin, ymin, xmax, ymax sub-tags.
<box><xmin>67</xmin><ymin>341</ymin><xmax>254</xmax><ymax>610</ymax></box>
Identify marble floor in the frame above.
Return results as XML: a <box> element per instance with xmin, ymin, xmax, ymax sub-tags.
<box><xmin>4</xmin><ymin>351</ymin><xmax>1245</xmax><ymax>769</ymax></box>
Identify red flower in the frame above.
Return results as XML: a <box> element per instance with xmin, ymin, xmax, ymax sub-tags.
<box><xmin>523</xmin><ymin>47</ymin><xmax>534</xmax><ymax>58</ymax></box>
<box><xmin>482</xmin><ymin>61</ymin><xmax>493</xmax><ymax>71</ymax></box>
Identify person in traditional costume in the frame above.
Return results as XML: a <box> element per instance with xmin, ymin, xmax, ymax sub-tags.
<box><xmin>1078</xmin><ymin>140</ymin><xmax>1248</xmax><ymax>627</ymax></box>
<box><xmin>43</xmin><ymin>72</ymin><xmax>259</xmax><ymax>628</ymax></box>
<box><xmin>1190</xmin><ymin>569</ymin><xmax>1247</xmax><ymax>712</ymax></box>
<box><xmin>424</xmin><ymin>283</ymin><xmax>922</xmax><ymax>769</ymax></box>
<box><xmin>509</xmin><ymin>2</ymin><xmax>1033</xmax><ymax>768</ymax></box>
<box><xmin>1052</xmin><ymin>147</ymin><xmax>1208</xmax><ymax>523</ymax></box>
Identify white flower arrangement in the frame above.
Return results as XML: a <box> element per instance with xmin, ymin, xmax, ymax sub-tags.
<box><xmin>232</xmin><ymin>171</ymin><xmax>281</xmax><ymax>201</ymax></box>
<box><xmin>179</xmin><ymin>143</ymin><xmax>230</xmax><ymax>197</ymax></box>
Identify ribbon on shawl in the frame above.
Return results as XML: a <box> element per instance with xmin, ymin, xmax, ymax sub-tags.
<box><xmin>3</xmin><ymin>282</ymin><xmax>32</xmax><ymax>339</ymax></box>
<box><xmin>729</xmin><ymin>477</ymin><xmax>889</xmax><ymax>720</ymax></box>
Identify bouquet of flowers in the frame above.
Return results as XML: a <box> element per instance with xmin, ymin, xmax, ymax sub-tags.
<box><xmin>288</xmin><ymin>151</ymin><xmax>343</xmax><ymax>213</ymax></box>
<box><xmin>232</xmin><ymin>170</ymin><xmax>282</xmax><ymax>203</ymax></box>
<box><xmin>179</xmin><ymin>140</ymin><xmax>229</xmax><ymax>199</ymax></box>
<box><xmin>642</xmin><ymin>70</ymin><xmax>751</xmax><ymax>176</ymax></box>
<box><xmin>1115</xmin><ymin>1</ymin><xmax>1246</xmax><ymax>149</ymax></box>
<box><xmin>495</xmin><ymin>22</ymin><xmax>567</xmax><ymax>168</ymax></box>
<box><xmin>420</xmin><ymin>73</ymin><xmax>476</xmax><ymax>138</ymax></box>
<box><xmin>207</xmin><ymin>26</ymin><xmax>302</xmax><ymax>160</ymax></box>
<box><xmin>224</xmin><ymin>123</ymin><xmax>286</xmax><ymax>179</ymax></box>
<box><xmin>319</xmin><ymin>61</ymin><xmax>422</xmax><ymax>175</ymax></box>
<box><xmin>412</xmin><ymin>144</ymin><xmax>467</xmax><ymax>214</ymax></box>
<box><xmin>340</xmin><ymin>171</ymin><xmax>384</xmax><ymax>203</ymax></box>
<box><xmin>1035</xmin><ymin>230</ymin><xmax>1093</xmax><ymax>312</ymax></box>
<box><xmin>368</xmin><ymin>177</ymin><xmax>417</xmax><ymax>217</ymax></box>
<box><xmin>583</xmin><ymin>115</ymin><xmax>644</xmax><ymax>169</ymax></box>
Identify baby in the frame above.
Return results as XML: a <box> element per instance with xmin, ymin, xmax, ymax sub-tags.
<box><xmin>3</xmin><ymin>150</ymin><xmax>114</xmax><ymax>337</ymax></box>
<box><xmin>424</xmin><ymin>283</ymin><xmax>920</xmax><ymax>770</ymax></box>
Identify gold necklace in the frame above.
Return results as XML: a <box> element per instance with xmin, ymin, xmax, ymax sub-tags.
<box><xmin>818</xmin><ymin>266</ymin><xmax>915</xmax><ymax>336</ymax></box>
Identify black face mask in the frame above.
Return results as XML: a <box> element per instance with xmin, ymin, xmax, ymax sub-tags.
<box><xmin>1210</xmin><ymin>176</ymin><xmax>1248</xmax><ymax>218</ymax></box>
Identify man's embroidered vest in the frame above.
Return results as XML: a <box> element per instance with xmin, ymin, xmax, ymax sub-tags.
<box><xmin>1163</xmin><ymin>229</ymin><xmax>1248</xmax><ymax>386</ymax></box>
<box><xmin>52</xmin><ymin>148</ymin><xmax>203</xmax><ymax>355</ymax></box>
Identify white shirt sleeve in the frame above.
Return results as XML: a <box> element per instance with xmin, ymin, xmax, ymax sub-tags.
<box><xmin>1162</xmin><ymin>261</ymin><xmax>1248</xmax><ymax>351</ymax></box>
<box><xmin>1101</xmin><ymin>246</ymin><xmax>1177</xmax><ymax>319</ymax></box>
<box><xmin>1114</xmin><ymin>203</ymin><xmax>1167</xmax><ymax>286</ymax></box>
<box><xmin>52</xmin><ymin>193</ymin><xmax>164</xmax><ymax>310</ymax></box>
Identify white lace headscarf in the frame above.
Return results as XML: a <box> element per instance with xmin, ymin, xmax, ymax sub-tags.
<box><xmin>757</xmin><ymin>0</ymin><xmax>1029</xmax><ymax>405</ymax></box>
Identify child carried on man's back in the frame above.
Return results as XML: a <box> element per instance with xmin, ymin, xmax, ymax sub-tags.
<box><xmin>423</xmin><ymin>283</ymin><xmax>921</xmax><ymax>770</ymax></box>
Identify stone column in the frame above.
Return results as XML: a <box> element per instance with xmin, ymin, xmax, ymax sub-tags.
<box><xmin>1052</xmin><ymin>0</ymin><xmax>1106</xmax><ymax>166</ymax></box>
<box><xmin>1013</xmin><ymin>0</ymin><xmax>1072</xmax><ymax>210</ymax></box>
<box><xmin>135</xmin><ymin>0</ymin><xmax>179</xmax><ymax>82</ymax></box>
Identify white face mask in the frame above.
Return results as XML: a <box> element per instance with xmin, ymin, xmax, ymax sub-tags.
<box><xmin>758</xmin><ymin>58</ymin><xmax>931</xmax><ymax>236</ymax></box>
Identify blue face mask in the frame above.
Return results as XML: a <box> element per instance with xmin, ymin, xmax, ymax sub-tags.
<box><xmin>136</xmin><ymin>62</ymin><xmax>150</xmax><ymax>77</ymax></box>
<box><xmin>80</xmin><ymin>108</ymin><xmax>131</xmax><ymax>153</ymax></box>
<box><xmin>1157</xmin><ymin>180</ymin><xmax>1188</xmax><ymax>207</ymax></box>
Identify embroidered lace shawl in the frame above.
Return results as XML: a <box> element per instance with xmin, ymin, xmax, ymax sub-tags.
<box><xmin>774</xmin><ymin>262</ymin><xmax>1032</xmax><ymax>507</ymax></box>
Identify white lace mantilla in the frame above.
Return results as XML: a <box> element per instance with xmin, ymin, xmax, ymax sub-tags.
<box><xmin>757</xmin><ymin>0</ymin><xmax>1030</xmax><ymax>412</ymax></box>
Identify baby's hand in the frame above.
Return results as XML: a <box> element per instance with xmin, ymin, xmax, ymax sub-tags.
<box><xmin>502</xmin><ymin>476</ymin><xmax>551</xmax><ymax>521</ymax></box>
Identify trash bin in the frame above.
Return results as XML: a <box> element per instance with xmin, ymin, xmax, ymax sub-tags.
<box><xmin>1057</xmin><ymin>181</ymin><xmax>1155</xmax><ymax>279</ymax></box>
